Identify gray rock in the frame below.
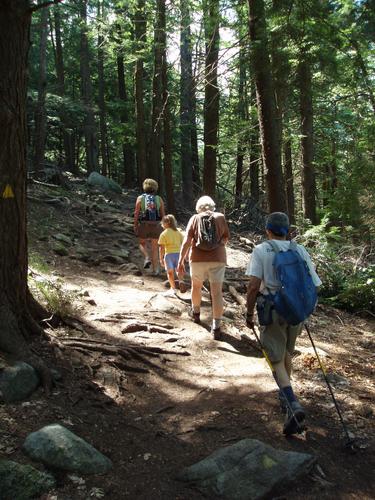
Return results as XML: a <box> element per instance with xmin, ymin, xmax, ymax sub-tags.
<box><xmin>87</xmin><ymin>172</ymin><xmax>122</xmax><ymax>194</ymax></box>
<box><xmin>0</xmin><ymin>459</ymin><xmax>55</xmax><ymax>500</ymax></box>
<box><xmin>0</xmin><ymin>362</ymin><xmax>40</xmax><ymax>402</ymax></box>
<box><xmin>178</xmin><ymin>438</ymin><xmax>315</xmax><ymax>500</ymax></box>
<box><xmin>148</xmin><ymin>294</ymin><xmax>184</xmax><ymax>315</ymax></box>
<box><xmin>53</xmin><ymin>233</ymin><xmax>73</xmax><ymax>246</ymax></box>
<box><xmin>53</xmin><ymin>244</ymin><xmax>69</xmax><ymax>256</ymax></box>
<box><xmin>23</xmin><ymin>424</ymin><xmax>112</xmax><ymax>475</ymax></box>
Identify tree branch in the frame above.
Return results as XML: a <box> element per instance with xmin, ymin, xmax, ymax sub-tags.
<box><xmin>29</xmin><ymin>0</ymin><xmax>64</xmax><ymax>13</ymax></box>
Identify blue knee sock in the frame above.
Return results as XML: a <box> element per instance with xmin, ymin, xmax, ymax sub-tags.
<box><xmin>280</xmin><ymin>386</ymin><xmax>296</xmax><ymax>404</ymax></box>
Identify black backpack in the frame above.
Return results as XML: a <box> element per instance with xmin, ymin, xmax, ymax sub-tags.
<box><xmin>195</xmin><ymin>212</ymin><xmax>219</xmax><ymax>250</ymax></box>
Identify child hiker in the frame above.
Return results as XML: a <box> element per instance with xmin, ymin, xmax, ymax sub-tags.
<box><xmin>158</xmin><ymin>215</ymin><xmax>187</xmax><ymax>295</ymax></box>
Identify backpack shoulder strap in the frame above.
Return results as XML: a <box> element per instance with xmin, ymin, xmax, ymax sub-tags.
<box><xmin>289</xmin><ymin>240</ymin><xmax>298</xmax><ymax>251</ymax></box>
<box><xmin>141</xmin><ymin>194</ymin><xmax>146</xmax><ymax>213</ymax></box>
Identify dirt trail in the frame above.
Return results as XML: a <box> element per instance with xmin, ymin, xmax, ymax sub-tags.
<box><xmin>3</xmin><ymin>185</ymin><xmax>373</xmax><ymax>499</ymax></box>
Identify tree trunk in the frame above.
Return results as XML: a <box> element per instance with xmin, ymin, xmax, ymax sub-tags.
<box><xmin>180</xmin><ymin>0</ymin><xmax>194</xmax><ymax>207</ymax></box>
<box><xmin>117</xmin><ymin>53</ymin><xmax>135</xmax><ymax>187</ymax></box>
<box><xmin>53</xmin><ymin>5</ymin><xmax>76</xmax><ymax>173</ymax></box>
<box><xmin>283</xmin><ymin>132</ymin><xmax>295</xmax><ymax>224</ymax></box>
<box><xmin>249</xmin><ymin>83</ymin><xmax>260</xmax><ymax>202</ymax></box>
<box><xmin>149</xmin><ymin>0</ymin><xmax>164</xmax><ymax>183</ymax></box>
<box><xmin>203</xmin><ymin>0</ymin><xmax>220</xmax><ymax>198</ymax></box>
<box><xmin>134</xmin><ymin>0</ymin><xmax>147</xmax><ymax>186</ymax></box>
<box><xmin>97</xmin><ymin>0</ymin><xmax>109</xmax><ymax>177</ymax></box>
<box><xmin>80</xmin><ymin>0</ymin><xmax>98</xmax><ymax>174</ymax></box>
<box><xmin>235</xmin><ymin>44</ymin><xmax>247</xmax><ymax>208</ymax></box>
<box><xmin>248</xmin><ymin>0</ymin><xmax>286</xmax><ymax>212</ymax></box>
<box><xmin>298</xmin><ymin>56</ymin><xmax>317</xmax><ymax>224</ymax></box>
<box><xmin>33</xmin><ymin>7</ymin><xmax>49</xmax><ymax>173</ymax></box>
<box><xmin>0</xmin><ymin>1</ymin><xmax>51</xmax><ymax>389</ymax></box>
<box><xmin>160</xmin><ymin>0</ymin><xmax>175</xmax><ymax>213</ymax></box>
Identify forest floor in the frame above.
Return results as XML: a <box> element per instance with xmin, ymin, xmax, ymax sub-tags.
<box><xmin>1</xmin><ymin>181</ymin><xmax>374</xmax><ymax>499</ymax></box>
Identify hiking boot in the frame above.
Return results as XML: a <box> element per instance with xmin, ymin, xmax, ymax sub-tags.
<box><xmin>178</xmin><ymin>281</ymin><xmax>187</xmax><ymax>294</ymax></box>
<box><xmin>188</xmin><ymin>308</ymin><xmax>200</xmax><ymax>324</ymax></box>
<box><xmin>143</xmin><ymin>259</ymin><xmax>151</xmax><ymax>269</ymax></box>
<box><xmin>283</xmin><ymin>401</ymin><xmax>306</xmax><ymax>436</ymax></box>
<box><xmin>278</xmin><ymin>390</ymin><xmax>287</xmax><ymax>414</ymax></box>
<box><xmin>212</xmin><ymin>327</ymin><xmax>222</xmax><ymax>341</ymax></box>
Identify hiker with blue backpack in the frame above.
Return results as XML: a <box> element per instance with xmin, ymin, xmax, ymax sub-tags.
<box><xmin>245</xmin><ymin>212</ymin><xmax>321</xmax><ymax>436</ymax></box>
<box><xmin>134</xmin><ymin>179</ymin><xmax>165</xmax><ymax>275</ymax></box>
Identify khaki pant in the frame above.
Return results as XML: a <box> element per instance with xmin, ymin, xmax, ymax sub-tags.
<box><xmin>260</xmin><ymin>310</ymin><xmax>303</xmax><ymax>363</ymax></box>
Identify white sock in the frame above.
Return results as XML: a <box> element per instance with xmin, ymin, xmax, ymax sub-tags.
<box><xmin>212</xmin><ymin>318</ymin><xmax>221</xmax><ymax>330</ymax></box>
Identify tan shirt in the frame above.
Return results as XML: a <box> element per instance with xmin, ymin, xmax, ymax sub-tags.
<box><xmin>187</xmin><ymin>211</ymin><xmax>229</xmax><ymax>263</ymax></box>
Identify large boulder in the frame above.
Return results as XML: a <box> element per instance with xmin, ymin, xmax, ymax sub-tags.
<box><xmin>0</xmin><ymin>459</ymin><xmax>55</xmax><ymax>500</ymax></box>
<box><xmin>0</xmin><ymin>362</ymin><xmax>39</xmax><ymax>403</ymax></box>
<box><xmin>87</xmin><ymin>172</ymin><xmax>122</xmax><ymax>194</ymax></box>
<box><xmin>178</xmin><ymin>438</ymin><xmax>315</xmax><ymax>500</ymax></box>
<box><xmin>23</xmin><ymin>424</ymin><xmax>112</xmax><ymax>475</ymax></box>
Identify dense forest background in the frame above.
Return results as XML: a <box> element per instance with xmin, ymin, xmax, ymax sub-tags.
<box><xmin>28</xmin><ymin>0</ymin><xmax>374</xmax><ymax>232</ymax></box>
<box><xmin>25</xmin><ymin>0</ymin><xmax>375</xmax><ymax>317</ymax></box>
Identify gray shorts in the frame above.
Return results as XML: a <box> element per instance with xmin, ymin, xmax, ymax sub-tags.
<box><xmin>260</xmin><ymin>310</ymin><xmax>303</xmax><ymax>363</ymax></box>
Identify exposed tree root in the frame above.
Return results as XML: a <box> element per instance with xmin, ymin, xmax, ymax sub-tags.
<box><xmin>0</xmin><ymin>292</ymin><xmax>53</xmax><ymax>395</ymax></box>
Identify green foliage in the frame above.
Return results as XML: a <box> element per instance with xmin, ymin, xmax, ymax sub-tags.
<box><xmin>300</xmin><ymin>218</ymin><xmax>375</xmax><ymax>314</ymax></box>
<box><xmin>28</xmin><ymin>254</ymin><xmax>77</xmax><ymax>318</ymax></box>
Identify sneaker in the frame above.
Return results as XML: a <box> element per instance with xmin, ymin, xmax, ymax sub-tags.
<box><xmin>151</xmin><ymin>268</ymin><xmax>160</xmax><ymax>277</ymax></box>
<box><xmin>211</xmin><ymin>327</ymin><xmax>222</xmax><ymax>341</ymax></box>
<box><xmin>278</xmin><ymin>390</ymin><xmax>287</xmax><ymax>414</ymax></box>
<box><xmin>283</xmin><ymin>401</ymin><xmax>306</xmax><ymax>436</ymax></box>
<box><xmin>188</xmin><ymin>308</ymin><xmax>200</xmax><ymax>324</ymax></box>
<box><xmin>178</xmin><ymin>281</ymin><xmax>187</xmax><ymax>294</ymax></box>
<box><xmin>143</xmin><ymin>259</ymin><xmax>151</xmax><ymax>269</ymax></box>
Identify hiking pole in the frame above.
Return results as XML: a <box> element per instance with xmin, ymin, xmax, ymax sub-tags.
<box><xmin>304</xmin><ymin>323</ymin><xmax>356</xmax><ymax>452</ymax></box>
<box><xmin>249</xmin><ymin>325</ymin><xmax>305</xmax><ymax>435</ymax></box>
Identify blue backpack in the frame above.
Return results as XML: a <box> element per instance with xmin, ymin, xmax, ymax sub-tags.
<box><xmin>267</xmin><ymin>240</ymin><xmax>317</xmax><ymax>325</ymax></box>
<box><xmin>141</xmin><ymin>194</ymin><xmax>161</xmax><ymax>221</ymax></box>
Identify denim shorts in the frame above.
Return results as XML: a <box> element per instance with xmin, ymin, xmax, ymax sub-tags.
<box><xmin>164</xmin><ymin>252</ymin><xmax>179</xmax><ymax>270</ymax></box>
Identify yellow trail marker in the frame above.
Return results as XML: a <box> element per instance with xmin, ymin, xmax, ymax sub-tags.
<box><xmin>2</xmin><ymin>184</ymin><xmax>14</xmax><ymax>199</ymax></box>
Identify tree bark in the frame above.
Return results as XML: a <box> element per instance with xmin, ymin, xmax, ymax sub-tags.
<box><xmin>117</xmin><ymin>54</ymin><xmax>135</xmax><ymax>187</ymax></box>
<box><xmin>203</xmin><ymin>0</ymin><xmax>220</xmax><ymax>198</ymax></box>
<box><xmin>149</xmin><ymin>0</ymin><xmax>164</xmax><ymax>183</ymax></box>
<box><xmin>180</xmin><ymin>0</ymin><xmax>194</xmax><ymax>207</ymax></box>
<box><xmin>52</xmin><ymin>4</ymin><xmax>76</xmax><ymax>173</ymax></box>
<box><xmin>134</xmin><ymin>0</ymin><xmax>147</xmax><ymax>185</ymax></box>
<box><xmin>235</xmin><ymin>44</ymin><xmax>247</xmax><ymax>207</ymax></box>
<box><xmin>80</xmin><ymin>0</ymin><xmax>99</xmax><ymax>174</ymax></box>
<box><xmin>248</xmin><ymin>0</ymin><xmax>286</xmax><ymax>212</ymax></box>
<box><xmin>283</xmin><ymin>132</ymin><xmax>295</xmax><ymax>224</ymax></box>
<box><xmin>298</xmin><ymin>56</ymin><xmax>317</xmax><ymax>224</ymax></box>
<box><xmin>160</xmin><ymin>0</ymin><xmax>175</xmax><ymax>213</ymax></box>
<box><xmin>97</xmin><ymin>0</ymin><xmax>109</xmax><ymax>177</ymax></box>
<box><xmin>33</xmin><ymin>6</ymin><xmax>49</xmax><ymax>173</ymax></box>
<box><xmin>0</xmin><ymin>1</ymin><xmax>51</xmax><ymax>390</ymax></box>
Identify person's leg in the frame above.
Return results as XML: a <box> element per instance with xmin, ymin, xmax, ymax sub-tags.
<box><xmin>139</xmin><ymin>238</ymin><xmax>150</xmax><ymax>263</ymax></box>
<box><xmin>191</xmin><ymin>278</ymin><xmax>203</xmax><ymax>312</ymax></box>
<box><xmin>207</xmin><ymin>263</ymin><xmax>225</xmax><ymax>336</ymax></box>
<box><xmin>210</xmin><ymin>281</ymin><xmax>223</xmax><ymax>322</ymax></box>
<box><xmin>167</xmin><ymin>269</ymin><xmax>176</xmax><ymax>289</ymax></box>
<box><xmin>150</xmin><ymin>239</ymin><xmax>159</xmax><ymax>273</ymax></box>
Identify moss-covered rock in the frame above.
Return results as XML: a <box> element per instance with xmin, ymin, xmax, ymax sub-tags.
<box><xmin>0</xmin><ymin>460</ymin><xmax>55</xmax><ymax>500</ymax></box>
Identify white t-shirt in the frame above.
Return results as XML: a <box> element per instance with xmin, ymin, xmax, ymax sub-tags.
<box><xmin>246</xmin><ymin>239</ymin><xmax>322</xmax><ymax>294</ymax></box>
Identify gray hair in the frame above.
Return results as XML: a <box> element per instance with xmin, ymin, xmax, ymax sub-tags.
<box><xmin>196</xmin><ymin>195</ymin><xmax>216</xmax><ymax>213</ymax></box>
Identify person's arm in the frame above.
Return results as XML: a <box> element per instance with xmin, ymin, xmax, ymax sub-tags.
<box><xmin>246</xmin><ymin>276</ymin><xmax>262</xmax><ymax>328</ymax></box>
<box><xmin>159</xmin><ymin>198</ymin><xmax>165</xmax><ymax>219</ymax></box>
<box><xmin>159</xmin><ymin>244</ymin><xmax>166</xmax><ymax>268</ymax></box>
<box><xmin>177</xmin><ymin>232</ymin><xmax>192</xmax><ymax>274</ymax></box>
<box><xmin>222</xmin><ymin>218</ymin><xmax>230</xmax><ymax>245</ymax></box>
<box><xmin>134</xmin><ymin>197</ymin><xmax>142</xmax><ymax>232</ymax></box>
